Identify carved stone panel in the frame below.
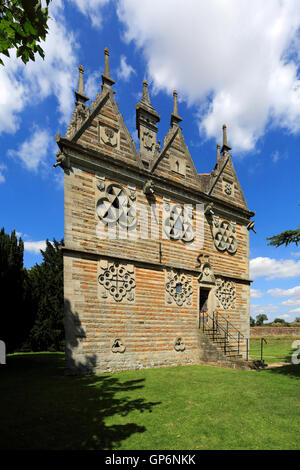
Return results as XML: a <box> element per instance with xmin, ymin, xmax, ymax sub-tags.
<box><xmin>212</xmin><ymin>216</ymin><xmax>237</xmax><ymax>254</ymax></box>
<box><xmin>215</xmin><ymin>278</ymin><xmax>236</xmax><ymax>310</ymax></box>
<box><xmin>98</xmin><ymin>260</ymin><xmax>135</xmax><ymax>303</ymax></box>
<box><xmin>99</xmin><ymin>122</ymin><xmax>119</xmax><ymax>149</ymax></box>
<box><xmin>165</xmin><ymin>269</ymin><xmax>193</xmax><ymax>307</ymax></box>
<box><xmin>223</xmin><ymin>179</ymin><xmax>233</xmax><ymax>196</ymax></box>
<box><xmin>142</xmin><ymin>130</ymin><xmax>155</xmax><ymax>151</ymax></box>
<box><xmin>197</xmin><ymin>254</ymin><xmax>215</xmax><ymax>285</ymax></box>
<box><xmin>112</xmin><ymin>338</ymin><xmax>126</xmax><ymax>353</ymax></box>
<box><xmin>174</xmin><ymin>337</ymin><xmax>185</xmax><ymax>352</ymax></box>
<box><xmin>163</xmin><ymin>203</ymin><xmax>194</xmax><ymax>242</ymax></box>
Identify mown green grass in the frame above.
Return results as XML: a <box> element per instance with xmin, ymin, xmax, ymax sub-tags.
<box><xmin>250</xmin><ymin>336</ymin><xmax>299</xmax><ymax>364</ymax></box>
<box><xmin>0</xmin><ymin>352</ymin><xmax>299</xmax><ymax>450</ymax></box>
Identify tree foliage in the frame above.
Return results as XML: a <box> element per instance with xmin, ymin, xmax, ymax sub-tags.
<box><xmin>0</xmin><ymin>229</ymin><xmax>64</xmax><ymax>353</ymax></box>
<box><xmin>273</xmin><ymin>318</ymin><xmax>288</xmax><ymax>325</ymax></box>
<box><xmin>267</xmin><ymin>229</ymin><xmax>300</xmax><ymax>247</ymax></box>
<box><xmin>27</xmin><ymin>238</ymin><xmax>64</xmax><ymax>352</ymax></box>
<box><xmin>0</xmin><ymin>228</ymin><xmax>34</xmax><ymax>352</ymax></box>
<box><xmin>267</xmin><ymin>205</ymin><xmax>300</xmax><ymax>247</ymax></box>
<box><xmin>255</xmin><ymin>314</ymin><xmax>268</xmax><ymax>326</ymax></box>
<box><xmin>0</xmin><ymin>0</ymin><xmax>51</xmax><ymax>66</ymax></box>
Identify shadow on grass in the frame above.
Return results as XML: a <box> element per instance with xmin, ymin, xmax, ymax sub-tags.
<box><xmin>266</xmin><ymin>362</ymin><xmax>300</xmax><ymax>378</ymax></box>
<box><xmin>1</xmin><ymin>353</ymin><xmax>161</xmax><ymax>450</ymax></box>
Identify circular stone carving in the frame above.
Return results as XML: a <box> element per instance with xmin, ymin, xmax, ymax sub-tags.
<box><xmin>96</xmin><ymin>184</ymin><xmax>137</xmax><ymax>229</ymax></box>
<box><xmin>166</xmin><ymin>271</ymin><xmax>193</xmax><ymax>306</ymax></box>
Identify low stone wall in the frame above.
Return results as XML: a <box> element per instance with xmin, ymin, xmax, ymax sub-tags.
<box><xmin>250</xmin><ymin>327</ymin><xmax>300</xmax><ymax>337</ymax></box>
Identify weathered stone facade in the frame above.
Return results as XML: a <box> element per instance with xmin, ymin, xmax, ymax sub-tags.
<box><xmin>55</xmin><ymin>49</ymin><xmax>255</xmax><ymax>374</ymax></box>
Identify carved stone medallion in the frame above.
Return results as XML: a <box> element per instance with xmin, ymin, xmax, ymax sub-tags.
<box><xmin>98</xmin><ymin>260</ymin><xmax>135</xmax><ymax>302</ymax></box>
<box><xmin>165</xmin><ymin>269</ymin><xmax>193</xmax><ymax>306</ymax></box>
<box><xmin>96</xmin><ymin>183</ymin><xmax>137</xmax><ymax>230</ymax></box>
<box><xmin>215</xmin><ymin>278</ymin><xmax>236</xmax><ymax>310</ymax></box>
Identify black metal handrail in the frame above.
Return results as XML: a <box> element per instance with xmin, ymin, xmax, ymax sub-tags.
<box><xmin>200</xmin><ymin>311</ymin><xmax>249</xmax><ymax>361</ymax></box>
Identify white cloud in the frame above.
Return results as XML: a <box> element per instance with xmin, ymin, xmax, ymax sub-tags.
<box><xmin>291</xmin><ymin>251</ymin><xmax>300</xmax><ymax>258</ymax></box>
<box><xmin>250</xmin><ymin>257</ymin><xmax>300</xmax><ymax>280</ymax></box>
<box><xmin>267</xmin><ymin>286</ymin><xmax>300</xmax><ymax>297</ymax></box>
<box><xmin>289</xmin><ymin>307</ymin><xmax>300</xmax><ymax>313</ymax></box>
<box><xmin>116</xmin><ymin>0</ymin><xmax>300</xmax><ymax>152</ymax></box>
<box><xmin>250</xmin><ymin>304</ymin><xmax>279</xmax><ymax>315</ymax></box>
<box><xmin>24</xmin><ymin>241</ymin><xmax>47</xmax><ymax>254</ymax></box>
<box><xmin>267</xmin><ymin>285</ymin><xmax>300</xmax><ymax>308</ymax></box>
<box><xmin>117</xmin><ymin>55</ymin><xmax>136</xmax><ymax>82</ymax></box>
<box><xmin>0</xmin><ymin>164</ymin><xmax>6</xmax><ymax>183</ymax></box>
<box><xmin>271</xmin><ymin>150</ymin><xmax>288</xmax><ymax>164</ymax></box>
<box><xmin>68</xmin><ymin>0</ymin><xmax>110</xmax><ymax>28</ymax></box>
<box><xmin>0</xmin><ymin>2</ymin><xmax>78</xmax><ymax>135</ymax></box>
<box><xmin>250</xmin><ymin>288</ymin><xmax>264</xmax><ymax>299</ymax></box>
<box><xmin>279</xmin><ymin>314</ymin><xmax>293</xmax><ymax>320</ymax></box>
<box><xmin>85</xmin><ymin>68</ymin><xmax>102</xmax><ymax>100</ymax></box>
<box><xmin>8</xmin><ymin>128</ymin><xmax>51</xmax><ymax>172</ymax></box>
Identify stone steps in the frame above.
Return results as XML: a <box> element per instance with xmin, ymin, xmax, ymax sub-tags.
<box><xmin>198</xmin><ymin>329</ymin><xmax>250</xmax><ymax>370</ymax></box>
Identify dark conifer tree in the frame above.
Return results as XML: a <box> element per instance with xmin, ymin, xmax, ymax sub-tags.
<box><xmin>28</xmin><ymin>239</ymin><xmax>64</xmax><ymax>351</ymax></box>
<box><xmin>0</xmin><ymin>228</ymin><xmax>26</xmax><ymax>352</ymax></box>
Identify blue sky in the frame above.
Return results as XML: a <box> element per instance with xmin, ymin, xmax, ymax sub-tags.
<box><xmin>1</xmin><ymin>0</ymin><xmax>300</xmax><ymax>322</ymax></box>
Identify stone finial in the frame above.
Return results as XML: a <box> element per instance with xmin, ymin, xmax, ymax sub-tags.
<box><xmin>170</xmin><ymin>90</ymin><xmax>182</xmax><ymax>127</ymax></box>
<box><xmin>173</xmin><ymin>90</ymin><xmax>179</xmax><ymax>115</ymax></box>
<box><xmin>221</xmin><ymin>124</ymin><xmax>232</xmax><ymax>154</ymax></box>
<box><xmin>75</xmin><ymin>65</ymin><xmax>89</xmax><ymax>105</ymax></box>
<box><xmin>217</xmin><ymin>143</ymin><xmax>221</xmax><ymax>159</ymax></box>
<box><xmin>101</xmin><ymin>47</ymin><xmax>115</xmax><ymax>89</ymax></box>
<box><xmin>104</xmin><ymin>47</ymin><xmax>110</xmax><ymax>76</ymax></box>
<box><xmin>141</xmin><ymin>80</ymin><xmax>151</xmax><ymax>105</ymax></box>
<box><xmin>78</xmin><ymin>65</ymin><xmax>84</xmax><ymax>94</ymax></box>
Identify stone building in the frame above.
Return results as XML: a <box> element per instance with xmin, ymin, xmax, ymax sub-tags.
<box><xmin>54</xmin><ymin>49</ymin><xmax>255</xmax><ymax>374</ymax></box>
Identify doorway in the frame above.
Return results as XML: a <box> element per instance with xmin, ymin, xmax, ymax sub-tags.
<box><xmin>199</xmin><ymin>287</ymin><xmax>210</xmax><ymax>328</ymax></box>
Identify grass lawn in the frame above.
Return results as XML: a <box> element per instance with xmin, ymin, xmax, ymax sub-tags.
<box><xmin>250</xmin><ymin>336</ymin><xmax>299</xmax><ymax>364</ymax></box>
<box><xmin>0</xmin><ymin>352</ymin><xmax>299</xmax><ymax>450</ymax></box>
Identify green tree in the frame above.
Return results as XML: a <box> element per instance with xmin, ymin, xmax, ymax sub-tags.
<box><xmin>250</xmin><ymin>316</ymin><xmax>255</xmax><ymax>327</ymax></box>
<box><xmin>255</xmin><ymin>314</ymin><xmax>268</xmax><ymax>326</ymax></box>
<box><xmin>295</xmin><ymin>317</ymin><xmax>300</xmax><ymax>323</ymax></box>
<box><xmin>0</xmin><ymin>0</ymin><xmax>51</xmax><ymax>66</ymax></box>
<box><xmin>273</xmin><ymin>318</ymin><xmax>288</xmax><ymax>325</ymax></box>
<box><xmin>0</xmin><ymin>227</ymin><xmax>33</xmax><ymax>352</ymax></box>
<box><xmin>267</xmin><ymin>205</ymin><xmax>300</xmax><ymax>247</ymax></box>
<box><xmin>28</xmin><ymin>238</ymin><xmax>64</xmax><ymax>351</ymax></box>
